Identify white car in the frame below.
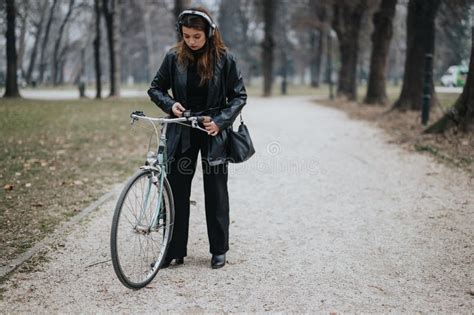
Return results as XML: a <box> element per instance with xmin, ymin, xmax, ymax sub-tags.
<box><xmin>440</xmin><ymin>65</ymin><xmax>468</xmax><ymax>87</ymax></box>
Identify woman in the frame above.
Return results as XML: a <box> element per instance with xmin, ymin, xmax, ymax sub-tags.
<box><xmin>147</xmin><ymin>7</ymin><xmax>247</xmax><ymax>269</ymax></box>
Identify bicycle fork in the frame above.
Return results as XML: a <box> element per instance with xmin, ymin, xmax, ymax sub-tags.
<box><xmin>134</xmin><ymin>170</ymin><xmax>165</xmax><ymax>234</ymax></box>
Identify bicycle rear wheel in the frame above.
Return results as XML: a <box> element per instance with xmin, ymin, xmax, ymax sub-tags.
<box><xmin>110</xmin><ymin>168</ymin><xmax>174</xmax><ymax>289</ymax></box>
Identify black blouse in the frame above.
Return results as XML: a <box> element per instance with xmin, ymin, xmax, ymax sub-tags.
<box><xmin>186</xmin><ymin>49</ymin><xmax>208</xmax><ymax>112</ymax></box>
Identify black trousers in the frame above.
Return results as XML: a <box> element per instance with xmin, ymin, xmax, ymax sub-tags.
<box><xmin>166</xmin><ymin>128</ymin><xmax>230</xmax><ymax>258</ymax></box>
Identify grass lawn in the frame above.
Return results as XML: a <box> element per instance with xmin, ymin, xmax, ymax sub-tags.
<box><xmin>0</xmin><ymin>97</ymin><xmax>162</xmax><ymax>267</ymax></box>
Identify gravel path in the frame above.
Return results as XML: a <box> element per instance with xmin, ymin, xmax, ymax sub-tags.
<box><xmin>1</xmin><ymin>96</ymin><xmax>473</xmax><ymax>312</ymax></box>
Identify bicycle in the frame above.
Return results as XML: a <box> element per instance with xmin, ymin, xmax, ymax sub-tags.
<box><xmin>110</xmin><ymin>110</ymin><xmax>208</xmax><ymax>289</ymax></box>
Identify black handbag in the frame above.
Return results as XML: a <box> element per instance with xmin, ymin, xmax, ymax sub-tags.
<box><xmin>228</xmin><ymin>114</ymin><xmax>255</xmax><ymax>163</ymax></box>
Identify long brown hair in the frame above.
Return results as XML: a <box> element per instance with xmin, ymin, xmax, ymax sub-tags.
<box><xmin>176</xmin><ymin>7</ymin><xmax>227</xmax><ymax>86</ymax></box>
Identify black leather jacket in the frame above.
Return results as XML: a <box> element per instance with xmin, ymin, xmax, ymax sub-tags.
<box><xmin>148</xmin><ymin>49</ymin><xmax>247</xmax><ymax>165</ymax></box>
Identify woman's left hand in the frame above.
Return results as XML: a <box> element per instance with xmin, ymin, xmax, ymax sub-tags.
<box><xmin>202</xmin><ymin>116</ymin><xmax>220</xmax><ymax>136</ymax></box>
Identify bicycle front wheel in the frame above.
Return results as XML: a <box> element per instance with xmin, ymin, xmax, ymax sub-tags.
<box><xmin>110</xmin><ymin>168</ymin><xmax>174</xmax><ymax>289</ymax></box>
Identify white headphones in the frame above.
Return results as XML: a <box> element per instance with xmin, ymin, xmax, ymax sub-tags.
<box><xmin>176</xmin><ymin>10</ymin><xmax>217</xmax><ymax>38</ymax></box>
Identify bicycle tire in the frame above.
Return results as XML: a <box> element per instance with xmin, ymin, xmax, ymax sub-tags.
<box><xmin>110</xmin><ymin>168</ymin><xmax>174</xmax><ymax>289</ymax></box>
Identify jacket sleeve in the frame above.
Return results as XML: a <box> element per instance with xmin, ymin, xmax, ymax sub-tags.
<box><xmin>212</xmin><ymin>54</ymin><xmax>247</xmax><ymax>130</ymax></box>
<box><xmin>147</xmin><ymin>52</ymin><xmax>176</xmax><ymax>115</ymax></box>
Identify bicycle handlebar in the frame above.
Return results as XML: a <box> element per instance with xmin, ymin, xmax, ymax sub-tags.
<box><xmin>130</xmin><ymin>111</ymin><xmax>208</xmax><ymax>132</ymax></box>
<box><xmin>131</xmin><ymin>111</ymin><xmax>206</xmax><ymax>123</ymax></box>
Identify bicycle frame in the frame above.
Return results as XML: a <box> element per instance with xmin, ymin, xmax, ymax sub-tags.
<box><xmin>130</xmin><ymin>113</ymin><xmax>207</xmax><ymax>231</ymax></box>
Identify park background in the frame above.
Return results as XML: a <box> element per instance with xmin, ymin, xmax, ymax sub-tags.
<box><xmin>0</xmin><ymin>0</ymin><xmax>473</xmax><ymax>304</ymax></box>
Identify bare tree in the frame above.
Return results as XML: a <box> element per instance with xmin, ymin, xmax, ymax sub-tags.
<box><xmin>310</xmin><ymin>1</ymin><xmax>329</xmax><ymax>87</ymax></box>
<box><xmin>174</xmin><ymin>0</ymin><xmax>192</xmax><ymax>18</ymax></box>
<box><xmin>102</xmin><ymin>0</ymin><xmax>121</xmax><ymax>97</ymax></box>
<box><xmin>218</xmin><ymin>0</ymin><xmax>240</xmax><ymax>46</ymax></box>
<box><xmin>393</xmin><ymin>0</ymin><xmax>441</xmax><ymax>110</ymax></box>
<box><xmin>364</xmin><ymin>0</ymin><xmax>397</xmax><ymax>105</ymax></box>
<box><xmin>38</xmin><ymin>0</ymin><xmax>59</xmax><ymax>84</ymax></box>
<box><xmin>290</xmin><ymin>1</ymin><xmax>324</xmax><ymax>87</ymax></box>
<box><xmin>16</xmin><ymin>0</ymin><xmax>29</xmax><ymax>78</ymax></box>
<box><xmin>4</xmin><ymin>0</ymin><xmax>20</xmax><ymax>97</ymax></box>
<box><xmin>56</xmin><ymin>38</ymin><xmax>70</xmax><ymax>85</ymax></box>
<box><xmin>332</xmin><ymin>0</ymin><xmax>368</xmax><ymax>101</ymax></box>
<box><xmin>218</xmin><ymin>0</ymin><xmax>258</xmax><ymax>85</ymax></box>
<box><xmin>26</xmin><ymin>0</ymin><xmax>48</xmax><ymax>85</ymax></box>
<box><xmin>139</xmin><ymin>2</ymin><xmax>155</xmax><ymax>82</ymax></box>
<box><xmin>426</xmin><ymin>26</ymin><xmax>474</xmax><ymax>133</ymax></box>
<box><xmin>52</xmin><ymin>0</ymin><xmax>75</xmax><ymax>85</ymax></box>
<box><xmin>435</xmin><ymin>0</ymin><xmax>471</xmax><ymax>82</ymax></box>
<box><xmin>238</xmin><ymin>0</ymin><xmax>259</xmax><ymax>85</ymax></box>
<box><xmin>94</xmin><ymin>0</ymin><xmax>102</xmax><ymax>98</ymax></box>
<box><xmin>174</xmin><ymin>0</ymin><xmax>192</xmax><ymax>40</ymax></box>
<box><xmin>261</xmin><ymin>0</ymin><xmax>276</xmax><ymax>97</ymax></box>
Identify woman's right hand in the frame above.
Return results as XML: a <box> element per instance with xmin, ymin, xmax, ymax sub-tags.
<box><xmin>172</xmin><ymin>102</ymin><xmax>186</xmax><ymax>117</ymax></box>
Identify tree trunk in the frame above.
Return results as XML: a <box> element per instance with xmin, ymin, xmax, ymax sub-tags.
<box><xmin>53</xmin><ymin>0</ymin><xmax>75</xmax><ymax>86</ymax></box>
<box><xmin>174</xmin><ymin>0</ymin><xmax>192</xmax><ymax>19</ymax></box>
<box><xmin>332</xmin><ymin>0</ymin><xmax>367</xmax><ymax>101</ymax></box>
<box><xmin>4</xmin><ymin>0</ymin><xmax>21</xmax><ymax>98</ymax></box>
<box><xmin>57</xmin><ymin>44</ymin><xmax>69</xmax><ymax>85</ymax></box>
<box><xmin>78</xmin><ymin>48</ymin><xmax>86</xmax><ymax>98</ymax></box>
<box><xmin>236</xmin><ymin>0</ymin><xmax>253</xmax><ymax>86</ymax></box>
<box><xmin>94</xmin><ymin>0</ymin><xmax>102</xmax><ymax>99</ymax></box>
<box><xmin>103</xmin><ymin>0</ymin><xmax>121</xmax><ymax>97</ymax></box>
<box><xmin>364</xmin><ymin>0</ymin><xmax>397</xmax><ymax>105</ymax></box>
<box><xmin>38</xmin><ymin>0</ymin><xmax>58</xmax><ymax>84</ymax></box>
<box><xmin>310</xmin><ymin>29</ymin><xmax>325</xmax><ymax>88</ymax></box>
<box><xmin>262</xmin><ymin>0</ymin><xmax>276</xmax><ymax>97</ymax></box>
<box><xmin>327</xmin><ymin>31</ymin><xmax>335</xmax><ymax>99</ymax></box>
<box><xmin>393</xmin><ymin>0</ymin><xmax>441</xmax><ymax>110</ymax></box>
<box><xmin>26</xmin><ymin>0</ymin><xmax>48</xmax><ymax>85</ymax></box>
<box><xmin>142</xmin><ymin>8</ymin><xmax>155</xmax><ymax>82</ymax></box>
<box><xmin>16</xmin><ymin>1</ymin><xmax>29</xmax><ymax>79</ymax></box>
<box><xmin>174</xmin><ymin>0</ymin><xmax>192</xmax><ymax>40</ymax></box>
<box><xmin>311</xmin><ymin>4</ymin><xmax>328</xmax><ymax>88</ymax></box>
<box><xmin>425</xmin><ymin>26</ymin><xmax>474</xmax><ymax>133</ymax></box>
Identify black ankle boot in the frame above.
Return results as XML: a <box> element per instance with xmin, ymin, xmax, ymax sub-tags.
<box><xmin>211</xmin><ymin>254</ymin><xmax>226</xmax><ymax>269</ymax></box>
<box><xmin>160</xmin><ymin>257</ymin><xmax>184</xmax><ymax>269</ymax></box>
